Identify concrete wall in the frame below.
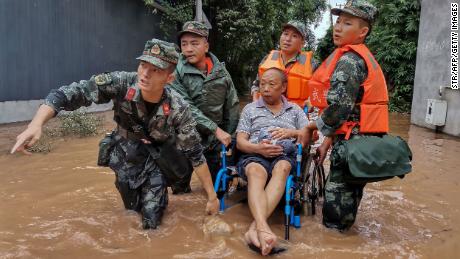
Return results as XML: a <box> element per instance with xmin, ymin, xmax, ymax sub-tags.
<box><xmin>0</xmin><ymin>100</ymin><xmax>113</xmax><ymax>124</ymax></box>
<box><xmin>411</xmin><ymin>0</ymin><xmax>460</xmax><ymax>136</ymax></box>
<box><xmin>0</xmin><ymin>0</ymin><xmax>163</xmax><ymax>124</ymax></box>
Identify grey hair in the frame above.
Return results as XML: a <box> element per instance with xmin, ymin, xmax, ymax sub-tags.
<box><xmin>265</xmin><ymin>67</ymin><xmax>288</xmax><ymax>84</ymax></box>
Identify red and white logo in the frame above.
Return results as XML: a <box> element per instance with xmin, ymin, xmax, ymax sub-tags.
<box><xmin>162</xmin><ymin>103</ymin><xmax>170</xmax><ymax>115</ymax></box>
<box><xmin>125</xmin><ymin>87</ymin><xmax>136</xmax><ymax>101</ymax></box>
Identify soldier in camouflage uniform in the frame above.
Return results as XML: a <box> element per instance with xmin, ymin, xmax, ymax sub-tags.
<box><xmin>168</xmin><ymin>21</ymin><xmax>239</xmax><ymax>181</ymax></box>
<box><xmin>11</xmin><ymin>39</ymin><xmax>219</xmax><ymax>229</ymax></box>
<box><xmin>301</xmin><ymin>0</ymin><xmax>381</xmax><ymax>231</ymax></box>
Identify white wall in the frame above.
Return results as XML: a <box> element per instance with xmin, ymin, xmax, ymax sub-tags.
<box><xmin>0</xmin><ymin>101</ymin><xmax>112</xmax><ymax>124</ymax></box>
<box><xmin>411</xmin><ymin>0</ymin><xmax>460</xmax><ymax>136</ymax></box>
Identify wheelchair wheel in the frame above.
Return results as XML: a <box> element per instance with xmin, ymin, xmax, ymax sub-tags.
<box><xmin>302</xmin><ymin>154</ymin><xmax>322</xmax><ymax>216</ymax></box>
<box><xmin>318</xmin><ymin>163</ymin><xmax>326</xmax><ymax>198</ymax></box>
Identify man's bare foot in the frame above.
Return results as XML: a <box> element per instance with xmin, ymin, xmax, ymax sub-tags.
<box><xmin>257</xmin><ymin>228</ymin><xmax>277</xmax><ymax>256</ymax></box>
<box><xmin>244</xmin><ymin>221</ymin><xmax>260</xmax><ymax>248</ymax></box>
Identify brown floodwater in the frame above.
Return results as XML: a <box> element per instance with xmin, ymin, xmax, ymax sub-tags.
<box><xmin>1</xmin><ymin>112</ymin><xmax>459</xmax><ymax>258</ymax></box>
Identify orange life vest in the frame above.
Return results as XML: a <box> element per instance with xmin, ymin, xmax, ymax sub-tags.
<box><xmin>258</xmin><ymin>50</ymin><xmax>313</xmax><ymax>107</ymax></box>
<box><xmin>308</xmin><ymin>44</ymin><xmax>389</xmax><ymax>138</ymax></box>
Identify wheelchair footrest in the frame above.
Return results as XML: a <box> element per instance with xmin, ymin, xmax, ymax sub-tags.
<box><xmin>291</xmin><ymin>215</ymin><xmax>301</xmax><ymax>228</ymax></box>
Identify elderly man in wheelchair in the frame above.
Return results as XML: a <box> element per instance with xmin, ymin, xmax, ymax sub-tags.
<box><xmin>233</xmin><ymin>67</ymin><xmax>309</xmax><ymax>255</ymax></box>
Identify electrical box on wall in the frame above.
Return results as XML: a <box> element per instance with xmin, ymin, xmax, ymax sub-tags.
<box><xmin>425</xmin><ymin>99</ymin><xmax>447</xmax><ymax>126</ymax></box>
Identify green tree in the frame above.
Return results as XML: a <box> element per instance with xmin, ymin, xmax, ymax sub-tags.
<box><xmin>143</xmin><ymin>0</ymin><xmax>326</xmax><ymax>95</ymax></box>
<box><xmin>143</xmin><ymin>0</ymin><xmax>194</xmax><ymax>37</ymax></box>
<box><xmin>315</xmin><ymin>27</ymin><xmax>334</xmax><ymax>62</ymax></box>
<box><xmin>367</xmin><ymin>0</ymin><xmax>421</xmax><ymax>113</ymax></box>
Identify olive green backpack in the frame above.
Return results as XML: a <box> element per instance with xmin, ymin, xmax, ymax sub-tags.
<box><xmin>341</xmin><ymin>135</ymin><xmax>412</xmax><ymax>184</ymax></box>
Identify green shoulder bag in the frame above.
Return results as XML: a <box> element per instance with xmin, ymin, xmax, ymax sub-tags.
<box><xmin>342</xmin><ymin>134</ymin><xmax>412</xmax><ymax>184</ymax></box>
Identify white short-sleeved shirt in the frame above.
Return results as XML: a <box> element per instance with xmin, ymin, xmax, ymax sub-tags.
<box><xmin>236</xmin><ymin>96</ymin><xmax>308</xmax><ymax>144</ymax></box>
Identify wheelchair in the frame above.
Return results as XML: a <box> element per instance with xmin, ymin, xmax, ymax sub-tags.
<box><xmin>213</xmin><ymin>142</ymin><xmax>326</xmax><ymax>240</ymax></box>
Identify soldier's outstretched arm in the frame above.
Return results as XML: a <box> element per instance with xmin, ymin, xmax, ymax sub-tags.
<box><xmin>11</xmin><ymin>104</ymin><xmax>55</xmax><ymax>154</ymax></box>
<box><xmin>44</xmin><ymin>71</ymin><xmax>136</xmax><ymax>113</ymax></box>
<box><xmin>194</xmin><ymin>163</ymin><xmax>219</xmax><ymax>215</ymax></box>
<box><xmin>172</xmin><ymin>97</ymin><xmax>219</xmax><ymax>214</ymax></box>
<box><xmin>11</xmin><ymin>71</ymin><xmax>136</xmax><ymax>155</ymax></box>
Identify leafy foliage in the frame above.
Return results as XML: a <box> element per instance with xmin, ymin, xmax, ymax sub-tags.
<box><xmin>28</xmin><ymin>110</ymin><xmax>104</xmax><ymax>153</ymax></box>
<box><xmin>144</xmin><ymin>0</ymin><xmax>194</xmax><ymax>38</ymax></box>
<box><xmin>144</xmin><ymin>0</ymin><xmax>326</xmax><ymax>94</ymax></box>
<box><xmin>315</xmin><ymin>0</ymin><xmax>421</xmax><ymax>113</ymax></box>
<box><xmin>26</xmin><ymin>136</ymin><xmax>52</xmax><ymax>153</ymax></box>
<box><xmin>315</xmin><ymin>27</ymin><xmax>334</xmax><ymax>62</ymax></box>
<box><xmin>367</xmin><ymin>0</ymin><xmax>421</xmax><ymax>113</ymax></box>
<box><xmin>56</xmin><ymin>111</ymin><xmax>104</xmax><ymax>137</ymax></box>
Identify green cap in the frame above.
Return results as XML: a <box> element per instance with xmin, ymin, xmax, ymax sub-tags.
<box><xmin>178</xmin><ymin>21</ymin><xmax>209</xmax><ymax>39</ymax></box>
<box><xmin>331</xmin><ymin>0</ymin><xmax>378</xmax><ymax>23</ymax></box>
<box><xmin>136</xmin><ymin>39</ymin><xmax>179</xmax><ymax>69</ymax></box>
<box><xmin>282</xmin><ymin>20</ymin><xmax>307</xmax><ymax>40</ymax></box>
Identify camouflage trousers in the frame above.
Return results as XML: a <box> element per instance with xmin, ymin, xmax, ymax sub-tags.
<box><xmin>114</xmin><ymin>170</ymin><xmax>168</xmax><ymax>229</ymax></box>
<box><xmin>322</xmin><ymin>140</ymin><xmax>366</xmax><ymax>231</ymax></box>
<box><xmin>109</xmin><ymin>141</ymin><xmax>168</xmax><ymax>229</ymax></box>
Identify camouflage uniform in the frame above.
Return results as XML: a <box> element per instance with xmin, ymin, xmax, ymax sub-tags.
<box><xmin>44</xmin><ymin>39</ymin><xmax>206</xmax><ymax>229</ymax></box>
<box><xmin>316</xmin><ymin>0</ymin><xmax>377</xmax><ymax>231</ymax></box>
<box><xmin>250</xmin><ymin>21</ymin><xmax>319</xmax><ymax>96</ymax></box>
<box><xmin>168</xmin><ymin>21</ymin><xmax>240</xmax><ymax>180</ymax></box>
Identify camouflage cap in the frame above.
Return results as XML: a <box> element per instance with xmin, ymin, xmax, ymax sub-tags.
<box><xmin>178</xmin><ymin>21</ymin><xmax>209</xmax><ymax>39</ymax></box>
<box><xmin>136</xmin><ymin>38</ymin><xmax>179</xmax><ymax>69</ymax></box>
<box><xmin>282</xmin><ymin>20</ymin><xmax>307</xmax><ymax>40</ymax></box>
<box><xmin>331</xmin><ymin>0</ymin><xmax>378</xmax><ymax>23</ymax></box>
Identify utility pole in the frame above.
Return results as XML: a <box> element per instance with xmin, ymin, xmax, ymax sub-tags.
<box><xmin>329</xmin><ymin>0</ymin><xmax>333</xmax><ymax>29</ymax></box>
<box><xmin>195</xmin><ymin>0</ymin><xmax>212</xmax><ymax>29</ymax></box>
<box><xmin>196</xmin><ymin>0</ymin><xmax>203</xmax><ymax>22</ymax></box>
<box><xmin>330</xmin><ymin>2</ymin><xmax>346</xmax><ymax>28</ymax></box>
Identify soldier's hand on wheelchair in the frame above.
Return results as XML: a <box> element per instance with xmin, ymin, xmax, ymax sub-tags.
<box><xmin>298</xmin><ymin>126</ymin><xmax>319</xmax><ymax>147</ymax></box>
<box><xmin>206</xmin><ymin>197</ymin><xmax>220</xmax><ymax>215</ymax></box>
<box><xmin>257</xmin><ymin>139</ymin><xmax>283</xmax><ymax>158</ymax></box>
<box><xmin>315</xmin><ymin>136</ymin><xmax>333</xmax><ymax>165</ymax></box>
<box><xmin>298</xmin><ymin>127</ymin><xmax>312</xmax><ymax>147</ymax></box>
<box><xmin>215</xmin><ymin>127</ymin><xmax>232</xmax><ymax>147</ymax></box>
<box><xmin>312</xmin><ymin>130</ymin><xmax>319</xmax><ymax>142</ymax></box>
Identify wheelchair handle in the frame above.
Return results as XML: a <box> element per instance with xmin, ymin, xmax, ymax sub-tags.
<box><xmin>296</xmin><ymin>144</ymin><xmax>302</xmax><ymax>178</ymax></box>
<box><xmin>221</xmin><ymin>144</ymin><xmax>226</xmax><ymax>169</ymax></box>
<box><xmin>303</xmin><ymin>105</ymin><xmax>309</xmax><ymax>115</ymax></box>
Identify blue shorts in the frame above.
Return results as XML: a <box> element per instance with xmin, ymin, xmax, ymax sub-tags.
<box><xmin>237</xmin><ymin>153</ymin><xmax>296</xmax><ymax>180</ymax></box>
